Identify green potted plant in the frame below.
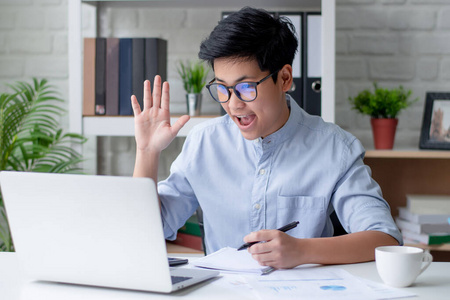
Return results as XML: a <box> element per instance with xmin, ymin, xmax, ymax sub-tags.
<box><xmin>0</xmin><ymin>78</ymin><xmax>86</xmax><ymax>251</ymax></box>
<box><xmin>348</xmin><ymin>83</ymin><xmax>417</xmax><ymax>149</ymax></box>
<box><xmin>177</xmin><ymin>60</ymin><xmax>209</xmax><ymax>116</ymax></box>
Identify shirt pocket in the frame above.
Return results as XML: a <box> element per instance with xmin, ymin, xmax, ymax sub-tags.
<box><xmin>276</xmin><ymin>196</ymin><xmax>328</xmax><ymax>238</ymax></box>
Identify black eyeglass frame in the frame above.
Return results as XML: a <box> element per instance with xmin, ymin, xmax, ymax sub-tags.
<box><xmin>205</xmin><ymin>70</ymin><xmax>279</xmax><ymax>103</ymax></box>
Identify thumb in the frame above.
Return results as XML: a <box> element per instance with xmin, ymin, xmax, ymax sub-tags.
<box><xmin>171</xmin><ymin>115</ymin><xmax>190</xmax><ymax>135</ymax></box>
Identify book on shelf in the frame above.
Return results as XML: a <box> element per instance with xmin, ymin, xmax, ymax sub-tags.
<box><xmin>406</xmin><ymin>194</ymin><xmax>450</xmax><ymax>215</ymax></box>
<box><xmin>172</xmin><ymin>232</ymin><xmax>203</xmax><ymax>251</ymax></box>
<box><xmin>118</xmin><ymin>38</ymin><xmax>133</xmax><ymax>116</ymax></box>
<box><xmin>132</xmin><ymin>38</ymin><xmax>145</xmax><ymax>109</ymax></box>
<box><xmin>145</xmin><ymin>38</ymin><xmax>167</xmax><ymax>83</ymax></box>
<box><xmin>395</xmin><ymin>217</ymin><xmax>450</xmax><ymax>235</ymax></box>
<box><xmin>178</xmin><ymin>214</ymin><xmax>202</xmax><ymax>237</ymax></box>
<box><xmin>94</xmin><ymin>38</ymin><xmax>106</xmax><ymax>115</ymax></box>
<box><xmin>401</xmin><ymin>230</ymin><xmax>450</xmax><ymax>245</ymax></box>
<box><xmin>172</xmin><ymin>213</ymin><xmax>203</xmax><ymax>251</ymax></box>
<box><xmin>83</xmin><ymin>37</ymin><xmax>168</xmax><ymax>116</ymax></box>
<box><xmin>105</xmin><ymin>38</ymin><xmax>120</xmax><ymax>116</ymax></box>
<box><xmin>398</xmin><ymin>207</ymin><xmax>450</xmax><ymax>224</ymax></box>
<box><xmin>82</xmin><ymin>38</ymin><xmax>96</xmax><ymax>116</ymax></box>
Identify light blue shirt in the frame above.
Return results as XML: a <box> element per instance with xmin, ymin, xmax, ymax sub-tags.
<box><xmin>158</xmin><ymin>95</ymin><xmax>402</xmax><ymax>254</ymax></box>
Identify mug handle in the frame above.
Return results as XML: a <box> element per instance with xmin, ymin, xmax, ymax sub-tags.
<box><xmin>418</xmin><ymin>251</ymin><xmax>433</xmax><ymax>276</ymax></box>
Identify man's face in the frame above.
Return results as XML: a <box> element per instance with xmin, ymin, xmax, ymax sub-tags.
<box><xmin>213</xmin><ymin>58</ymin><xmax>291</xmax><ymax>140</ymax></box>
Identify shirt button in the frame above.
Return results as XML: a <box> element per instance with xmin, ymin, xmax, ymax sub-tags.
<box><xmin>259</xmin><ymin>169</ymin><xmax>266</xmax><ymax>175</ymax></box>
<box><xmin>254</xmin><ymin>204</ymin><xmax>261</xmax><ymax>210</ymax></box>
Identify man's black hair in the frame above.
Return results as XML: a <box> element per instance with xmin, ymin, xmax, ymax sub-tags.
<box><xmin>198</xmin><ymin>7</ymin><xmax>298</xmax><ymax>82</ymax></box>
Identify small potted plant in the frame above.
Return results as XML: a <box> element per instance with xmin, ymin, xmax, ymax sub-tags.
<box><xmin>177</xmin><ymin>60</ymin><xmax>209</xmax><ymax>116</ymax></box>
<box><xmin>348</xmin><ymin>83</ymin><xmax>417</xmax><ymax>149</ymax></box>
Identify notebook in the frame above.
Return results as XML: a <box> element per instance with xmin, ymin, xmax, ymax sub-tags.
<box><xmin>0</xmin><ymin>171</ymin><xmax>218</xmax><ymax>293</ymax></box>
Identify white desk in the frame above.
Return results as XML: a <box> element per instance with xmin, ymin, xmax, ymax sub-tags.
<box><xmin>1</xmin><ymin>252</ymin><xmax>449</xmax><ymax>299</ymax></box>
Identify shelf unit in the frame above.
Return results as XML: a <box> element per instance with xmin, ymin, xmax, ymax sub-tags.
<box><xmin>364</xmin><ymin>149</ymin><xmax>450</xmax><ymax>217</ymax></box>
<box><xmin>68</xmin><ymin>0</ymin><xmax>336</xmax><ymax>138</ymax></box>
<box><xmin>365</xmin><ymin>149</ymin><xmax>450</xmax><ymax>260</ymax></box>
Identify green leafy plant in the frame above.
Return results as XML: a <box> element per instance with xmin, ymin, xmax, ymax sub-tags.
<box><xmin>0</xmin><ymin>78</ymin><xmax>86</xmax><ymax>252</ymax></box>
<box><xmin>177</xmin><ymin>60</ymin><xmax>209</xmax><ymax>94</ymax></box>
<box><xmin>348</xmin><ymin>83</ymin><xmax>418</xmax><ymax>119</ymax></box>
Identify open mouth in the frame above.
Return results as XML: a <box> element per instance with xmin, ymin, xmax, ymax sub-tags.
<box><xmin>236</xmin><ymin>114</ymin><xmax>256</xmax><ymax>127</ymax></box>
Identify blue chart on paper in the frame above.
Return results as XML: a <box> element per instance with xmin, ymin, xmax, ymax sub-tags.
<box><xmin>320</xmin><ymin>285</ymin><xmax>347</xmax><ymax>291</ymax></box>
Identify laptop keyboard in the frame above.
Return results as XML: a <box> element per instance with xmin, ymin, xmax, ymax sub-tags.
<box><xmin>171</xmin><ymin>275</ymin><xmax>193</xmax><ymax>285</ymax></box>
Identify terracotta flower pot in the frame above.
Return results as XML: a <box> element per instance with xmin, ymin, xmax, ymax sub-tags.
<box><xmin>370</xmin><ymin>118</ymin><xmax>398</xmax><ymax>150</ymax></box>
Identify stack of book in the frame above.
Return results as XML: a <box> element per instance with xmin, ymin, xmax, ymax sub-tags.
<box><xmin>83</xmin><ymin>37</ymin><xmax>167</xmax><ymax>116</ymax></box>
<box><xmin>171</xmin><ymin>213</ymin><xmax>204</xmax><ymax>252</ymax></box>
<box><xmin>395</xmin><ymin>194</ymin><xmax>450</xmax><ymax>245</ymax></box>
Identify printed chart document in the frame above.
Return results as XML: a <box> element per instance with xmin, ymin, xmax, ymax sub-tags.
<box><xmin>246</xmin><ymin>267</ymin><xmax>415</xmax><ymax>300</ymax></box>
<box><xmin>192</xmin><ymin>247</ymin><xmax>416</xmax><ymax>299</ymax></box>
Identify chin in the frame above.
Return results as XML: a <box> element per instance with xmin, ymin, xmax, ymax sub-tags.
<box><xmin>239</xmin><ymin>131</ymin><xmax>260</xmax><ymax>141</ymax></box>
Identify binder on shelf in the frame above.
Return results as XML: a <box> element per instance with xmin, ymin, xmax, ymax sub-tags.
<box><xmin>132</xmin><ymin>38</ymin><xmax>145</xmax><ymax>109</ymax></box>
<box><xmin>145</xmin><ymin>38</ymin><xmax>168</xmax><ymax>83</ymax></box>
<box><xmin>83</xmin><ymin>38</ymin><xmax>96</xmax><ymax>116</ymax></box>
<box><xmin>304</xmin><ymin>12</ymin><xmax>322</xmax><ymax>116</ymax></box>
<box><xmin>105</xmin><ymin>38</ymin><xmax>120</xmax><ymax>116</ymax></box>
<box><xmin>279</xmin><ymin>12</ymin><xmax>303</xmax><ymax>109</ymax></box>
<box><xmin>95</xmin><ymin>38</ymin><xmax>106</xmax><ymax>115</ymax></box>
<box><xmin>119</xmin><ymin>38</ymin><xmax>133</xmax><ymax>116</ymax></box>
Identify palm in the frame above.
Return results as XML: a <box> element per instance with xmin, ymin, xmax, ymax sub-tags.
<box><xmin>132</xmin><ymin>77</ymin><xmax>189</xmax><ymax>153</ymax></box>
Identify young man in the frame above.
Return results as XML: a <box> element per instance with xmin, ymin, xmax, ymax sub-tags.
<box><xmin>132</xmin><ymin>7</ymin><xmax>401</xmax><ymax>269</ymax></box>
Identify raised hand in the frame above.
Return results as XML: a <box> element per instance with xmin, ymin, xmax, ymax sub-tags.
<box><xmin>131</xmin><ymin>76</ymin><xmax>190</xmax><ymax>154</ymax></box>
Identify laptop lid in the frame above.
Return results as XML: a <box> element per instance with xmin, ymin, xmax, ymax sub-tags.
<box><xmin>0</xmin><ymin>171</ymin><xmax>218</xmax><ymax>293</ymax></box>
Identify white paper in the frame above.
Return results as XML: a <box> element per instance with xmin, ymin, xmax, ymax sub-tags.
<box><xmin>192</xmin><ymin>247</ymin><xmax>266</xmax><ymax>273</ymax></box>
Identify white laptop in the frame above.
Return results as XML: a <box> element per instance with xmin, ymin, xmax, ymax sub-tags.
<box><xmin>0</xmin><ymin>171</ymin><xmax>218</xmax><ymax>293</ymax></box>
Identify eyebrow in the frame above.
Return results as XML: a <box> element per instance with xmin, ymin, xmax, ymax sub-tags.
<box><xmin>215</xmin><ymin>75</ymin><xmax>251</xmax><ymax>84</ymax></box>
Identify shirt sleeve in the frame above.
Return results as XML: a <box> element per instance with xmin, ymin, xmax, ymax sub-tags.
<box><xmin>331</xmin><ymin>138</ymin><xmax>403</xmax><ymax>245</ymax></box>
<box><xmin>157</xmin><ymin>136</ymin><xmax>200</xmax><ymax>241</ymax></box>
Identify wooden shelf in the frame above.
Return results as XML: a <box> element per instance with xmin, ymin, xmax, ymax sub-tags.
<box><xmin>82</xmin><ymin>115</ymin><xmax>219</xmax><ymax>137</ymax></box>
<box><xmin>405</xmin><ymin>243</ymin><xmax>450</xmax><ymax>262</ymax></box>
<box><xmin>365</xmin><ymin>149</ymin><xmax>450</xmax><ymax>159</ymax></box>
<box><xmin>364</xmin><ymin>153</ymin><xmax>450</xmax><ymax>218</ymax></box>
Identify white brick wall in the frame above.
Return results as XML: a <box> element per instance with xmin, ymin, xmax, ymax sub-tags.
<box><xmin>1</xmin><ymin>0</ymin><xmax>450</xmax><ymax>178</ymax></box>
<box><xmin>336</xmin><ymin>0</ymin><xmax>450</xmax><ymax>148</ymax></box>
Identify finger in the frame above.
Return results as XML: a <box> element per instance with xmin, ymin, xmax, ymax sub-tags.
<box><xmin>131</xmin><ymin>95</ymin><xmax>142</xmax><ymax>116</ymax></box>
<box><xmin>171</xmin><ymin>115</ymin><xmax>190</xmax><ymax>136</ymax></box>
<box><xmin>244</xmin><ymin>229</ymin><xmax>272</xmax><ymax>243</ymax></box>
<box><xmin>252</xmin><ymin>252</ymin><xmax>275</xmax><ymax>266</ymax></box>
<box><xmin>248</xmin><ymin>239</ymin><xmax>273</xmax><ymax>254</ymax></box>
<box><xmin>161</xmin><ymin>81</ymin><xmax>170</xmax><ymax>111</ymax></box>
<box><xmin>143</xmin><ymin>80</ymin><xmax>152</xmax><ymax>109</ymax></box>
<box><xmin>153</xmin><ymin>75</ymin><xmax>162</xmax><ymax>108</ymax></box>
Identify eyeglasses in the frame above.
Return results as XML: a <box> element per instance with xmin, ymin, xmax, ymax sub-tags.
<box><xmin>205</xmin><ymin>70</ymin><xmax>278</xmax><ymax>103</ymax></box>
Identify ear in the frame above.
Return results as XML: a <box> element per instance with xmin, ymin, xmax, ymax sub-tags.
<box><xmin>279</xmin><ymin>64</ymin><xmax>293</xmax><ymax>93</ymax></box>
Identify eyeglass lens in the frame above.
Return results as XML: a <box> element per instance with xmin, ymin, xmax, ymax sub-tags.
<box><xmin>211</xmin><ymin>82</ymin><xmax>258</xmax><ymax>103</ymax></box>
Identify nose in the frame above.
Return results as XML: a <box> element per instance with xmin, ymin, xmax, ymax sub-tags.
<box><xmin>227</xmin><ymin>89</ymin><xmax>245</xmax><ymax>111</ymax></box>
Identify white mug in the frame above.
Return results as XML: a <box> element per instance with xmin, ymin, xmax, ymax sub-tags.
<box><xmin>375</xmin><ymin>246</ymin><xmax>433</xmax><ymax>288</ymax></box>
